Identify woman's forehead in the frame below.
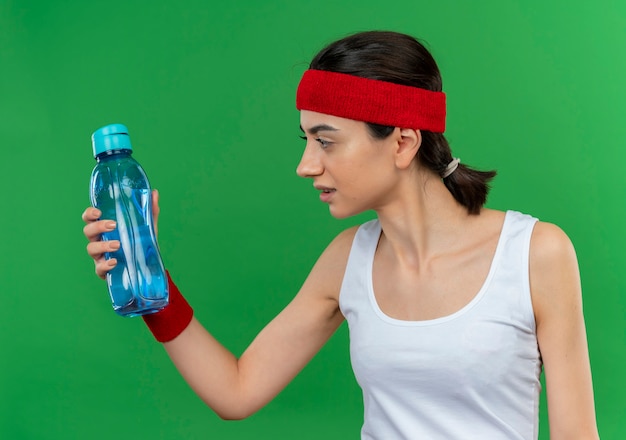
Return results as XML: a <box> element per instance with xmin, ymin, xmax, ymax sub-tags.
<box><xmin>300</xmin><ymin>110</ymin><xmax>365</xmax><ymax>133</ymax></box>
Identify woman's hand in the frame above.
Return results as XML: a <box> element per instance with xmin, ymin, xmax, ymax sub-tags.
<box><xmin>82</xmin><ymin>189</ymin><xmax>160</xmax><ymax>279</ymax></box>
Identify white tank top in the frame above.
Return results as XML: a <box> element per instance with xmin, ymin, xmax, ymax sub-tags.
<box><xmin>339</xmin><ymin>210</ymin><xmax>542</xmax><ymax>440</ymax></box>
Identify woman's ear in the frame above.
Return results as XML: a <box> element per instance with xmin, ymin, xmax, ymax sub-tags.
<box><xmin>394</xmin><ymin>128</ymin><xmax>422</xmax><ymax>169</ymax></box>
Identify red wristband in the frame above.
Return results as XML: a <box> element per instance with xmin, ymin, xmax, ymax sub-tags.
<box><xmin>142</xmin><ymin>271</ymin><xmax>194</xmax><ymax>343</ymax></box>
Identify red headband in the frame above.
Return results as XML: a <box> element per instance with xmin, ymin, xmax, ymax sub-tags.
<box><xmin>296</xmin><ymin>69</ymin><xmax>446</xmax><ymax>133</ymax></box>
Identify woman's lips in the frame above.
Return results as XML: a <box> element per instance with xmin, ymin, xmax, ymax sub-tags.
<box><xmin>319</xmin><ymin>188</ymin><xmax>336</xmax><ymax>203</ymax></box>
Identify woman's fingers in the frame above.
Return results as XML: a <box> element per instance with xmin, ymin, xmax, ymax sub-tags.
<box><xmin>86</xmin><ymin>239</ymin><xmax>119</xmax><ymax>258</ymax></box>
<box><xmin>82</xmin><ymin>206</ymin><xmax>100</xmax><ymax>221</ymax></box>
<box><xmin>83</xmin><ymin>218</ymin><xmax>116</xmax><ymax>242</ymax></box>
<box><xmin>94</xmin><ymin>257</ymin><xmax>117</xmax><ymax>279</ymax></box>
<box><xmin>86</xmin><ymin>239</ymin><xmax>119</xmax><ymax>279</ymax></box>
<box><xmin>82</xmin><ymin>206</ymin><xmax>120</xmax><ymax>278</ymax></box>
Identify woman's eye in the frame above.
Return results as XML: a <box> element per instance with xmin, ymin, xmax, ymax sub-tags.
<box><xmin>299</xmin><ymin>135</ymin><xmax>332</xmax><ymax>149</ymax></box>
<box><xmin>315</xmin><ymin>138</ymin><xmax>331</xmax><ymax>149</ymax></box>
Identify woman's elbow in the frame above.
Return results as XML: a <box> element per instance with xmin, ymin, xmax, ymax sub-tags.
<box><xmin>208</xmin><ymin>400</ymin><xmax>260</xmax><ymax>421</ymax></box>
<box><xmin>215</xmin><ymin>409</ymin><xmax>250</xmax><ymax>421</ymax></box>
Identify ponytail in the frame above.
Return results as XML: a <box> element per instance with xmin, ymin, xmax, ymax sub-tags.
<box><xmin>442</xmin><ymin>164</ymin><xmax>496</xmax><ymax>215</ymax></box>
<box><xmin>419</xmin><ymin>131</ymin><xmax>496</xmax><ymax>215</ymax></box>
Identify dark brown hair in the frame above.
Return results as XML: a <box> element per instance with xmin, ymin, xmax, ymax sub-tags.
<box><xmin>309</xmin><ymin>30</ymin><xmax>496</xmax><ymax>214</ymax></box>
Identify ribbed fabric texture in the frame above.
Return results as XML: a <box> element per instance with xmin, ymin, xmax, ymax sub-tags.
<box><xmin>296</xmin><ymin>69</ymin><xmax>446</xmax><ymax>132</ymax></box>
<box><xmin>142</xmin><ymin>271</ymin><xmax>194</xmax><ymax>343</ymax></box>
<box><xmin>339</xmin><ymin>211</ymin><xmax>542</xmax><ymax>440</ymax></box>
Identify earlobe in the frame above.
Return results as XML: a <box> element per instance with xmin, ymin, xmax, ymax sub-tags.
<box><xmin>395</xmin><ymin>128</ymin><xmax>422</xmax><ymax>169</ymax></box>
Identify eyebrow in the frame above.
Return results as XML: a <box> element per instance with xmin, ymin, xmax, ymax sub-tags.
<box><xmin>299</xmin><ymin>124</ymin><xmax>339</xmax><ymax>135</ymax></box>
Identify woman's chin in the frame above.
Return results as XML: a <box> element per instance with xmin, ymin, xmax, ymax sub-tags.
<box><xmin>328</xmin><ymin>205</ymin><xmax>361</xmax><ymax>220</ymax></box>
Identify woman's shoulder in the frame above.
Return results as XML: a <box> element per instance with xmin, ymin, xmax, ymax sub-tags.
<box><xmin>488</xmin><ymin>208</ymin><xmax>575</xmax><ymax>256</ymax></box>
<box><xmin>528</xmin><ymin>219</ymin><xmax>580</xmax><ymax>319</ymax></box>
<box><xmin>319</xmin><ymin>223</ymin><xmax>364</xmax><ymax>261</ymax></box>
<box><xmin>300</xmin><ymin>224</ymin><xmax>364</xmax><ymax>303</ymax></box>
<box><xmin>530</xmin><ymin>220</ymin><xmax>577</xmax><ymax>269</ymax></box>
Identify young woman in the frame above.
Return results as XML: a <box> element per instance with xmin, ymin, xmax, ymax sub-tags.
<box><xmin>82</xmin><ymin>31</ymin><xmax>599</xmax><ymax>439</ymax></box>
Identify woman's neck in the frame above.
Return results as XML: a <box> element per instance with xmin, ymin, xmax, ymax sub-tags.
<box><xmin>374</xmin><ymin>172</ymin><xmax>477</xmax><ymax>269</ymax></box>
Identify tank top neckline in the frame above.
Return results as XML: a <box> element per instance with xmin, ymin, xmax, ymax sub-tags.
<box><xmin>366</xmin><ymin>210</ymin><xmax>512</xmax><ymax>327</ymax></box>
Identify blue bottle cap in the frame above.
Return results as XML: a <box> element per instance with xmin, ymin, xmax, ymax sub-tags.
<box><xmin>91</xmin><ymin>123</ymin><xmax>133</xmax><ymax>157</ymax></box>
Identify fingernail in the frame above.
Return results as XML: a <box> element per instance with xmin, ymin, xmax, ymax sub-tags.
<box><xmin>109</xmin><ymin>241</ymin><xmax>120</xmax><ymax>250</ymax></box>
<box><xmin>107</xmin><ymin>258</ymin><xmax>117</xmax><ymax>266</ymax></box>
<box><xmin>105</xmin><ymin>221</ymin><xmax>116</xmax><ymax>230</ymax></box>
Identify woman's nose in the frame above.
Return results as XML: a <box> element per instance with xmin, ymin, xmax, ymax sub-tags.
<box><xmin>296</xmin><ymin>144</ymin><xmax>323</xmax><ymax>178</ymax></box>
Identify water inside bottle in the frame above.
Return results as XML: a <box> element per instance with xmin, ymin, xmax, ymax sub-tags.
<box><xmin>101</xmin><ymin>186</ymin><xmax>167</xmax><ymax>316</ymax></box>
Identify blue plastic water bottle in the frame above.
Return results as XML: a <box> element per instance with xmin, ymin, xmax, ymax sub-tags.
<box><xmin>89</xmin><ymin>123</ymin><xmax>169</xmax><ymax>317</ymax></box>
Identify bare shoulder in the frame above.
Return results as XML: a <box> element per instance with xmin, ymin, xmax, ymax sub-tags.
<box><xmin>529</xmin><ymin>221</ymin><xmax>582</xmax><ymax>323</ymax></box>
<box><xmin>530</xmin><ymin>221</ymin><xmax>577</xmax><ymax>260</ymax></box>
<box><xmin>302</xmin><ymin>225</ymin><xmax>360</xmax><ymax>302</ymax></box>
<box><xmin>322</xmin><ymin>224</ymin><xmax>360</xmax><ymax>260</ymax></box>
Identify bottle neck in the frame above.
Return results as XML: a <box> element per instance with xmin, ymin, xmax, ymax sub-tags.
<box><xmin>95</xmin><ymin>149</ymin><xmax>132</xmax><ymax>162</ymax></box>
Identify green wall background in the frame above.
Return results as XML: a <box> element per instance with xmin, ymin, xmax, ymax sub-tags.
<box><xmin>1</xmin><ymin>0</ymin><xmax>624</xmax><ymax>438</ymax></box>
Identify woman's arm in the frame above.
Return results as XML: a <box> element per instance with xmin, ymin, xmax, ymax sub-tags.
<box><xmin>163</xmin><ymin>227</ymin><xmax>355</xmax><ymax>419</ymax></box>
<box><xmin>530</xmin><ymin>221</ymin><xmax>600</xmax><ymax>439</ymax></box>
<box><xmin>83</xmin><ymin>203</ymin><xmax>356</xmax><ymax>420</ymax></box>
